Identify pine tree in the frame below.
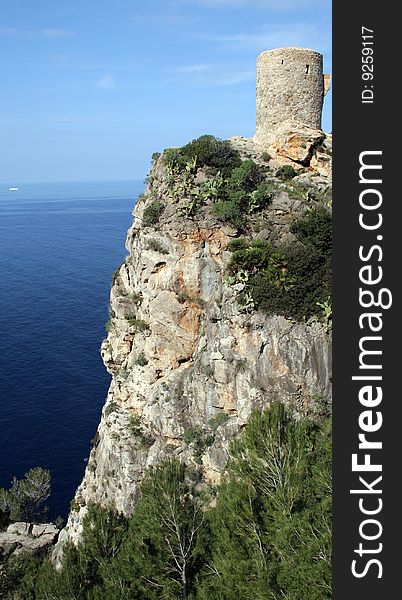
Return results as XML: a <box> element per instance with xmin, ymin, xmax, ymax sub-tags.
<box><xmin>0</xmin><ymin>467</ymin><xmax>51</xmax><ymax>524</ymax></box>
<box><xmin>197</xmin><ymin>403</ymin><xmax>332</xmax><ymax>600</ymax></box>
<box><xmin>100</xmin><ymin>460</ymin><xmax>208</xmax><ymax>600</ymax></box>
<box><xmin>33</xmin><ymin>504</ymin><xmax>128</xmax><ymax>599</ymax></box>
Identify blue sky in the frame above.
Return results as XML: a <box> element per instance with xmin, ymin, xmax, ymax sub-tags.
<box><xmin>0</xmin><ymin>0</ymin><xmax>331</xmax><ymax>183</ymax></box>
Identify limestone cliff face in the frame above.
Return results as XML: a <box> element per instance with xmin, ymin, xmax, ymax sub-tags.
<box><xmin>54</xmin><ymin>136</ymin><xmax>332</xmax><ymax>559</ymax></box>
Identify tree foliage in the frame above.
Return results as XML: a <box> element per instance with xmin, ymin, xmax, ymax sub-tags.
<box><xmin>99</xmin><ymin>460</ymin><xmax>207</xmax><ymax>599</ymax></box>
<box><xmin>197</xmin><ymin>404</ymin><xmax>332</xmax><ymax>600</ymax></box>
<box><xmin>0</xmin><ymin>468</ymin><xmax>51</xmax><ymax>526</ymax></box>
<box><xmin>4</xmin><ymin>406</ymin><xmax>331</xmax><ymax>600</ymax></box>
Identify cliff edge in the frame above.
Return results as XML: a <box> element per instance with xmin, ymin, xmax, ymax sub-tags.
<box><xmin>54</xmin><ymin>132</ymin><xmax>332</xmax><ymax>561</ymax></box>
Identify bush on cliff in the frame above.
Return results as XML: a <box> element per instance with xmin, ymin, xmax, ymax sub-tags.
<box><xmin>290</xmin><ymin>205</ymin><xmax>332</xmax><ymax>253</ymax></box>
<box><xmin>180</xmin><ymin>134</ymin><xmax>241</xmax><ymax>174</ymax></box>
<box><xmin>227</xmin><ymin>207</ymin><xmax>332</xmax><ymax>321</ymax></box>
<box><xmin>212</xmin><ymin>199</ymin><xmax>245</xmax><ymax>229</ymax></box>
<box><xmin>212</xmin><ymin>160</ymin><xmax>272</xmax><ymax>229</ymax></box>
<box><xmin>162</xmin><ymin>135</ymin><xmax>241</xmax><ymax>176</ymax></box>
<box><xmin>142</xmin><ymin>200</ymin><xmax>165</xmax><ymax>227</ymax></box>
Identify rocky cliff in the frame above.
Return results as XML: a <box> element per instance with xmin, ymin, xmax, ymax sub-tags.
<box><xmin>54</xmin><ymin>132</ymin><xmax>332</xmax><ymax>561</ymax></box>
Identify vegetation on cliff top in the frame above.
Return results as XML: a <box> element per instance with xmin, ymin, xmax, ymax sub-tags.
<box><xmin>2</xmin><ymin>403</ymin><xmax>331</xmax><ymax>599</ymax></box>
<box><xmin>227</xmin><ymin>207</ymin><xmax>332</xmax><ymax>321</ymax></box>
<box><xmin>148</xmin><ymin>135</ymin><xmax>332</xmax><ymax>324</ymax></box>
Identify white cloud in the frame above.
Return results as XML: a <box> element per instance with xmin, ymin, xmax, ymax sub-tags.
<box><xmin>96</xmin><ymin>74</ymin><xmax>117</xmax><ymax>90</ymax></box>
<box><xmin>214</xmin><ymin>22</ymin><xmax>331</xmax><ymax>54</ymax></box>
<box><xmin>0</xmin><ymin>26</ymin><xmax>76</xmax><ymax>38</ymax></box>
<box><xmin>41</xmin><ymin>28</ymin><xmax>75</xmax><ymax>38</ymax></box>
<box><xmin>0</xmin><ymin>26</ymin><xmax>19</xmax><ymax>35</ymax></box>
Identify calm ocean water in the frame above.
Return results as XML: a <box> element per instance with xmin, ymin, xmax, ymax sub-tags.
<box><xmin>0</xmin><ymin>181</ymin><xmax>143</xmax><ymax>520</ymax></box>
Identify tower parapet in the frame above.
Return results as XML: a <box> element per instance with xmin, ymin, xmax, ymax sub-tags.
<box><xmin>255</xmin><ymin>47</ymin><xmax>327</xmax><ymax>146</ymax></box>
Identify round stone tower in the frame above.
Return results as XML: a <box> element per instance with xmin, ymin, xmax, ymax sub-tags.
<box><xmin>255</xmin><ymin>47</ymin><xmax>324</xmax><ymax>146</ymax></box>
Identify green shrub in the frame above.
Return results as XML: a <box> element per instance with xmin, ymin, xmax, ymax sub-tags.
<box><xmin>227</xmin><ymin>238</ymin><xmax>248</xmax><ymax>252</ymax></box>
<box><xmin>0</xmin><ymin>551</ymin><xmax>42</xmax><ymax>597</ymax></box>
<box><xmin>147</xmin><ymin>238</ymin><xmax>168</xmax><ymax>254</ymax></box>
<box><xmin>183</xmin><ymin>426</ymin><xmax>203</xmax><ymax>445</ymax></box>
<box><xmin>249</xmin><ymin>180</ymin><xmax>277</xmax><ymax>210</ymax></box>
<box><xmin>228</xmin><ymin>239</ymin><xmax>271</xmax><ymax>273</ymax></box>
<box><xmin>211</xmin><ymin>160</ymin><xmax>271</xmax><ymax>226</ymax></box>
<box><xmin>261</xmin><ymin>151</ymin><xmax>271</xmax><ymax>162</ymax></box>
<box><xmin>208</xmin><ymin>412</ymin><xmax>230</xmax><ymax>430</ymax></box>
<box><xmin>180</xmin><ymin>134</ymin><xmax>241</xmax><ymax>174</ymax></box>
<box><xmin>142</xmin><ymin>200</ymin><xmax>165</xmax><ymax>227</ymax></box>
<box><xmin>126</xmin><ymin>317</ymin><xmax>150</xmax><ymax>333</ymax></box>
<box><xmin>212</xmin><ymin>199</ymin><xmax>244</xmax><ymax>229</ymax></box>
<box><xmin>111</xmin><ymin>261</ymin><xmax>125</xmax><ymax>285</ymax></box>
<box><xmin>276</xmin><ymin>164</ymin><xmax>297</xmax><ymax>180</ymax></box>
<box><xmin>128</xmin><ymin>415</ymin><xmax>155</xmax><ymax>447</ymax></box>
<box><xmin>251</xmin><ymin>243</ymin><xmax>331</xmax><ymax>321</ymax></box>
<box><xmin>135</xmin><ymin>352</ymin><xmax>149</xmax><ymax>366</ymax></box>
<box><xmin>105</xmin><ymin>319</ymin><xmax>113</xmax><ymax>333</ymax></box>
<box><xmin>162</xmin><ymin>147</ymin><xmax>184</xmax><ymax>172</ymax></box>
<box><xmin>290</xmin><ymin>206</ymin><xmax>332</xmax><ymax>253</ymax></box>
<box><xmin>226</xmin><ymin>208</ymin><xmax>332</xmax><ymax>321</ymax></box>
<box><xmin>226</xmin><ymin>159</ymin><xmax>264</xmax><ymax>193</ymax></box>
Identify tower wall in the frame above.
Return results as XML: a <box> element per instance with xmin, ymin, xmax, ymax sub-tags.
<box><xmin>255</xmin><ymin>47</ymin><xmax>324</xmax><ymax>146</ymax></box>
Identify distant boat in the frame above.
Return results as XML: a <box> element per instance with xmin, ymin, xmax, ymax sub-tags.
<box><xmin>9</xmin><ymin>187</ymin><xmax>19</xmax><ymax>191</ymax></box>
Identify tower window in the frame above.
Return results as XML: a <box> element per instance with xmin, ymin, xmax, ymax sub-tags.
<box><xmin>281</xmin><ymin>59</ymin><xmax>284</xmax><ymax>64</ymax></box>
<box><xmin>305</xmin><ymin>64</ymin><xmax>310</xmax><ymax>74</ymax></box>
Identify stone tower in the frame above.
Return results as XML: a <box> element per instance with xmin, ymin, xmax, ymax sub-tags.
<box><xmin>255</xmin><ymin>47</ymin><xmax>328</xmax><ymax>146</ymax></box>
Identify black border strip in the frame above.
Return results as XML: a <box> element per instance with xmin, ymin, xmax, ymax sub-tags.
<box><xmin>333</xmin><ymin>1</ymin><xmax>400</xmax><ymax>597</ymax></box>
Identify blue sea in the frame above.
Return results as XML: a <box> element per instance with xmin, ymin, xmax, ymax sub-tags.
<box><xmin>0</xmin><ymin>181</ymin><xmax>143</xmax><ymax>520</ymax></box>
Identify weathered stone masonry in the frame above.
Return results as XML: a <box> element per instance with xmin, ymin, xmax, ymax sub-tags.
<box><xmin>255</xmin><ymin>47</ymin><xmax>329</xmax><ymax>146</ymax></box>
